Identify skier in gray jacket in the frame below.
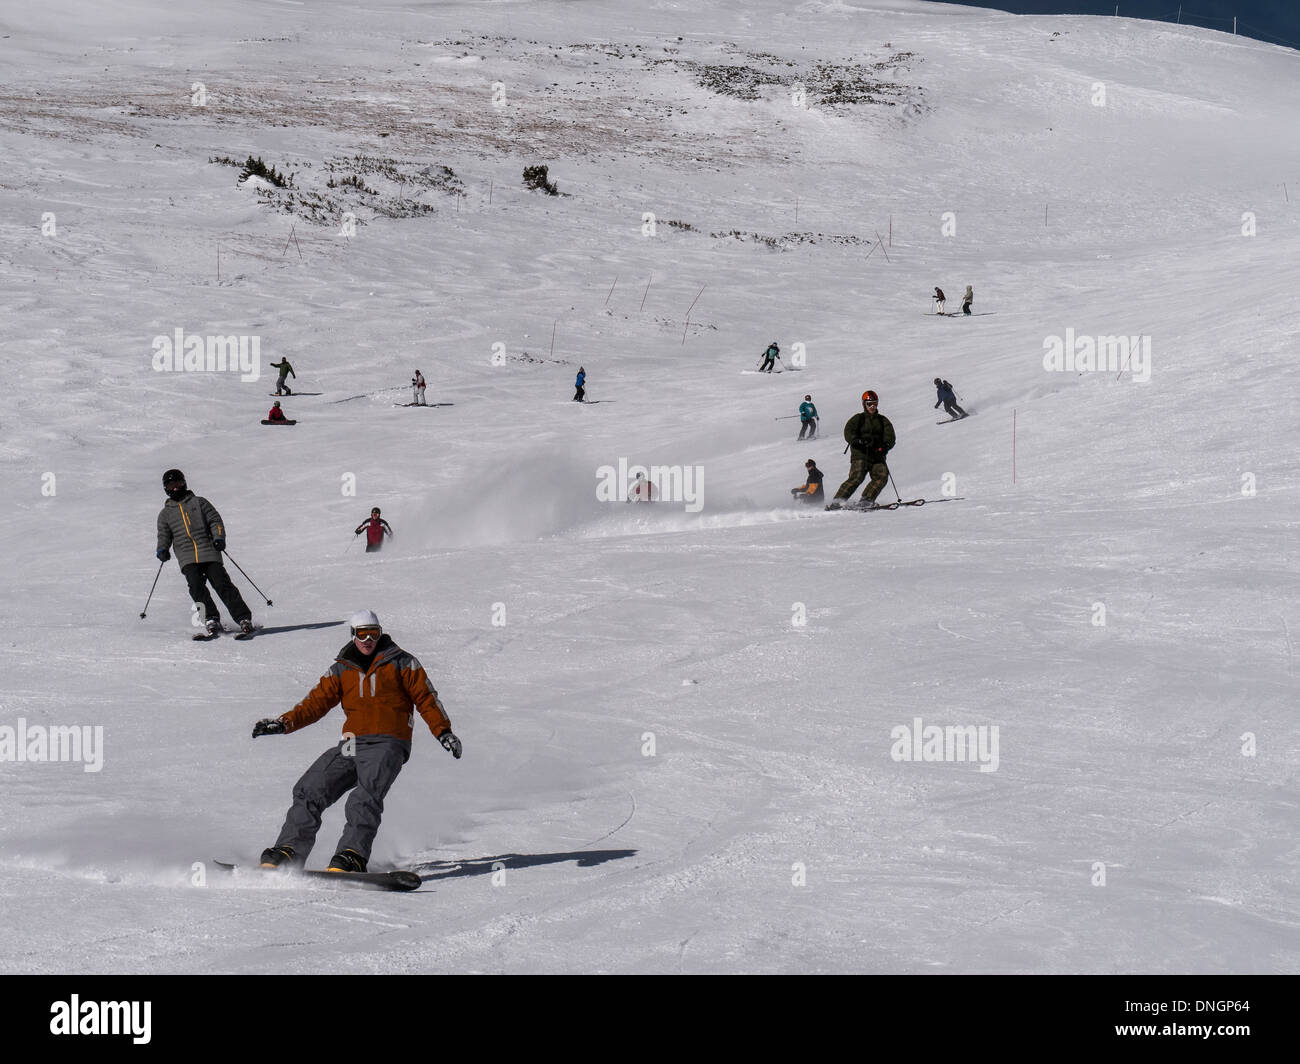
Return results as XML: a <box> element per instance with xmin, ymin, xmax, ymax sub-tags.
<box><xmin>155</xmin><ymin>469</ymin><xmax>253</xmax><ymax>636</ymax></box>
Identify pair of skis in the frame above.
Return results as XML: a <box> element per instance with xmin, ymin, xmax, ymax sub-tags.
<box><xmin>827</xmin><ymin>497</ymin><xmax>965</xmax><ymax>512</ymax></box>
<box><xmin>192</xmin><ymin>623</ymin><xmax>258</xmax><ymax>642</ymax></box>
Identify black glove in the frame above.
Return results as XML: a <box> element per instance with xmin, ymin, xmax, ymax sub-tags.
<box><xmin>252</xmin><ymin>718</ymin><xmax>286</xmax><ymax>737</ymax></box>
<box><xmin>934</xmin><ymin>401</ymin><xmax>940</xmax><ymax>408</ymax></box>
<box><xmin>791</xmin><ymin>488</ymin><xmax>800</xmax><ymax>495</ymax></box>
<box><xmin>439</xmin><ymin>730</ymin><xmax>463</xmax><ymax>759</ymax></box>
<box><xmin>212</xmin><ymin>537</ymin><xmax>226</xmax><ymax>552</ymax></box>
<box><xmin>156</xmin><ymin>548</ymin><xmax>170</xmax><ymax>561</ymax></box>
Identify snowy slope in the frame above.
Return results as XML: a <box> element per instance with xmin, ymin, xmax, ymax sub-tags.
<box><xmin>1</xmin><ymin>0</ymin><xmax>1298</xmax><ymax>974</ymax></box>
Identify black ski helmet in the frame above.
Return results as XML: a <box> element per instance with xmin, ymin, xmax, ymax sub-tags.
<box><xmin>371</xmin><ymin>507</ymin><xmax>380</xmax><ymax>515</ymax></box>
<box><xmin>933</xmin><ymin>378</ymin><xmax>942</xmax><ymax>385</ymax></box>
<box><xmin>162</xmin><ymin>469</ymin><xmax>185</xmax><ymax>485</ymax></box>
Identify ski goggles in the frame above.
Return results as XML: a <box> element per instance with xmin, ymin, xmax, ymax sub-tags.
<box><xmin>352</xmin><ymin>627</ymin><xmax>382</xmax><ymax>641</ymax></box>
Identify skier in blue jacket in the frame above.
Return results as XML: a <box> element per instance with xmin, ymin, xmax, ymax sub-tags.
<box><xmin>798</xmin><ymin>395</ymin><xmax>818</xmax><ymax>440</ymax></box>
<box><xmin>934</xmin><ymin>378</ymin><xmax>967</xmax><ymax>420</ymax></box>
<box><xmin>574</xmin><ymin>367</ymin><xmax>586</xmax><ymax>402</ymax></box>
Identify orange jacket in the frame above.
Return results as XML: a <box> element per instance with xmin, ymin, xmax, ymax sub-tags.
<box><xmin>279</xmin><ymin>636</ymin><xmax>451</xmax><ymax>742</ymax></box>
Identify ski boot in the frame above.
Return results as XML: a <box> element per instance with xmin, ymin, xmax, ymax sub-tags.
<box><xmin>259</xmin><ymin>845</ymin><xmax>300</xmax><ymax>870</ymax></box>
<box><xmin>327</xmin><ymin>849</ymin><xmax>367</xmax><ymax>873</ymax></box>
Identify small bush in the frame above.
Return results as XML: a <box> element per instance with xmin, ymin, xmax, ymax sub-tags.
<box><xmin>240</xmin><ymin>155</ymin><xmax>291</xmax><ymax>188</ymax></box>
<box><xmin>523</xmin><ymin>164</ymin><xmax>558</xmax><ymax>195</ymax></box>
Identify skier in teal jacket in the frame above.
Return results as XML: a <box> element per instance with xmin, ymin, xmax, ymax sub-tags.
<box><xmin>798</xmin><ymin>395</ymin><xmax>818</xmax><ymax>440</ymax></box>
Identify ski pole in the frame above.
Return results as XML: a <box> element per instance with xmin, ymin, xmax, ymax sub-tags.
<box><xmin>774</xmin><ymin>414</ymin><xmax>801</xmax><ymax>420</ymax></box>
<box><xmin>222</xmin><ymin>550</ymin><xmax>273</xmax><ymax>606</ymax></box>
<box><xmin>886</xmin><ymin>470</ymin><xmax>904</xmax><ymax>504</ymax></box>
<box><xmin>140</xmin><ymin>559</ymin><xmax>165</xmax><ymax>618</ymax></box>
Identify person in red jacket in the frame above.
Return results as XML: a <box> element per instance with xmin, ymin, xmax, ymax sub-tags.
<box><xmin>353</xmin><ymin>508</ymin><xmax>393</xmax><ymax>552</ymax></box>
<box><xmin>267</xmin><ymin>401</ymin><xmax>288</xmax><ymax>422</ymax></box>
<box><xmin>251</xmin><ymin>610</ymin><xmax>462</xmax><ymax>873</ymax></box>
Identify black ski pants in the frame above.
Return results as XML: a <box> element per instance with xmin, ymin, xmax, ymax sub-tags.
<box><xmin>182</xmin><ymin>561</ymin><xmax>252</xmax><ymax>625</ymax></box>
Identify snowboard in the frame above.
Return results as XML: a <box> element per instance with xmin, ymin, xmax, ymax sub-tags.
<box><xmin>261</xmin><ymin>419</ymin><xmax>297</xmax><ymax>425</ymax></box>
<box><xmin>268</xmin><ymin>392</ymin><xmax>322</xmax><ymax>396</ymax></box>
<box><xmin>212</xmin><ymin>860</ymin><xmax>421</xmax><ymax>891</ymax></box>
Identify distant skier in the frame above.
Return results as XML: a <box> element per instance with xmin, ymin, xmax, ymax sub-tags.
<box><xmin>790</xmin><ymin>459</ymin><xmax>825</xmax><ymax>504</ymax></box>
<box><xmin>961</xmin><ymin>285</ymin><xmax>973</xmax><ymax>316</ymax></box>
<box><xmin>627</xmin><ymin>472</ymin><xmax>656</xmax><ymax>502</ymax></box>
<box><xmin>251</xmin><ymin>609</ymin><xmax>462</xmax><ymax>874</ymax></box>
<box><xmin>411</xmin><ymin>370</ymin><xmax>426</xmax><ymax>406</ymax></box>
<box><xmin>266</xmin><ymin>401</ymin><xmax>288</xmax><ymax>423</ymax></box>
<box><xmin>270</xmin><ymin>357</ymin><xmax>295</xmax><ymax>395</ymax></box>
<box><xmin>828</xmin><ymin>390</ymin><xmax>895</xmax><ymax>509</ymax></box>
<box><xmin>798</xmin><ymin>394</ymin><xmax>818</xmax><ymax>440</ymax></box>
<box><xmin>934</xmin><ymin>378</ymin><xmax>967</xmax><ymax>420</ymax></box>
<box><xmin>354</xmin><ymin>508</ymin><xmax>393</xmax><ymax>553</ymax></box>
<box><xmin>759</xmin><ymin>341</ymin><xmax>781</xmax><ymax>373</ymax></box>
<box><xmin>155</xmin><ymin>469</ymin><xmax>255</xmax><ymax>636</ymax></box>
<box><xmin>574</xmin><ymin>367</ymin><xmax>586</xmax><ymax>402</ymax></box>
<box><xmin>932</xmin><ymin>288</ymin><xmax>946</xmax><ymax>315</ymax></box>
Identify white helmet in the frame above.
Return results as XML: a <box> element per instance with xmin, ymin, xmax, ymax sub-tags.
<box><xmin>349</xmin><ymin>609</ymin><xmax>381</xmax><ymax>634</ymax></box>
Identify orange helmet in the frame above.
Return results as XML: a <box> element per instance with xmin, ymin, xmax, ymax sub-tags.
<box><xmin>862</xmin><ymin>390</ymin><xmax>879</xmax><ymax>403</ymax></box>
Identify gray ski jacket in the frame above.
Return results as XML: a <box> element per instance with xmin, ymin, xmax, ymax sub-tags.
<box><xmin>157</xmin><ymin>491</ymin><xmax>228</xmax><ymax>567</ymax></box>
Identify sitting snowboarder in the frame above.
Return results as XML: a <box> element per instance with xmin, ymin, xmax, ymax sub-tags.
<box><xmin>267</xmin><ymin>401</ymin><xmax>288</xmax><ymax>423</ymax></box>
<box><xmin>790</xmin><ymin>459</ymin><xmax>825</xmax><ymax>504</ymax></box>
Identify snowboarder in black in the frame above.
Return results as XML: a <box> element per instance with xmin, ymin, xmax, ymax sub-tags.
<box><xmin>791</xmin><ymin>459</ymin><xmax>825</xmax><ymax>504</ymax></box>
<box><xmin>934</xmin><ymin>379</ymin><xmax>967</xmax><ymax>420</ymax></box>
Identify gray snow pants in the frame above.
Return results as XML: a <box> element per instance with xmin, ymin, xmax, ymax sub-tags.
<box><xmin>274</xmin><ymin>735</ymin><xmax>411</xmax><ymax>862</ymax></box>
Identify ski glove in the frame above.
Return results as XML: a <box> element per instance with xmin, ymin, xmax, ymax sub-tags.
<box><xmin>438</xmin><ymin>730</ymin><xmax>463</xmax><ymax>759</ymax></box>
<box><xmin>252</xmin><ymin>718</ymin><xmax>286</xmax><ymax>737</ymax></box>
<box><xmin>212</xmin><ymin>536</ymin><xmax>226</xmax><ymax>552</ymax></box>
<box><xmin>156</xmin><ymin>548</ymin><xmax>170</xmax><ymax>561</ymax></box>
